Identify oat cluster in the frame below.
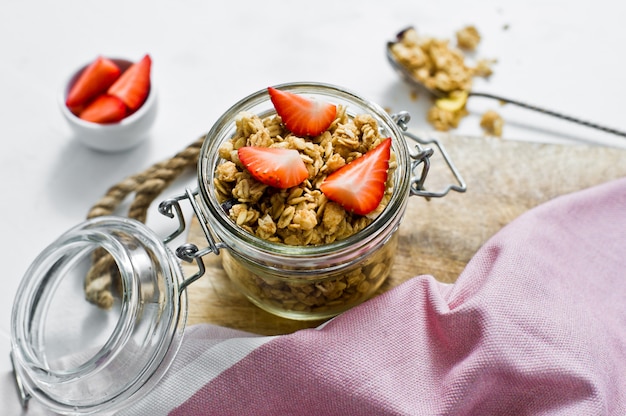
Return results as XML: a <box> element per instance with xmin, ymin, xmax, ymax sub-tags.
<box><xmin>480</xmin><ymin>110</ymin><xmax>504</xmax><ymax>137</ymax></box>
<box><xmin>456</xmin><ymin>25</ymin><xmax>481</xmax><ymax>51</ymax></box>
<box><xmin>426</xmin><ymin>105</ymin><xmax>468</xmax><ymax>132</ymax></box>
<box><xmin>214</xmin><ymin>106</ymin><xmax>397</xmax><ymax>246</ymax></box>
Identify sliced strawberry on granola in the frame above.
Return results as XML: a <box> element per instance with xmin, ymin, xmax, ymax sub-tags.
<box><xmin>267</xmin><ymin>87</ymin><xmax>337</xmax><ymax>137</ymax></box>
<box><xmin>108</xmin><ymin>54</ymin><xmax>152</xmax><ymax>112</ymax></box>
<box><xmin>79</xmin><ymin>94</ymin><xmax>127</xmax><ymax>124</ymax></box>
<box><xmin>238</xmin><ymin>146</ymin><xmax>309</xmax><ymax>189</ymax></box>
<box><xmin>320</xmin><ymin>138</ymin><xmax>392</xmax><ymax>215</ymax></box>
<box><xmin>66</xmin><ymin>56</ymin><xmax>121</xmax><ymax>115</ymax></box>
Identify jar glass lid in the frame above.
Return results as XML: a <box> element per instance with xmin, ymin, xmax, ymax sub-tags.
<box><xmin>10</xmin><ymin>216</ymin><xmax>188</xmax><ymax>414</ymax></box>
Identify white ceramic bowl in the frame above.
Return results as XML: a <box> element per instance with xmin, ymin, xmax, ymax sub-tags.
<box><xmin>59</xmin><ymin>58</ymin><xmax>157</xmax><ymax>152</ymax></box>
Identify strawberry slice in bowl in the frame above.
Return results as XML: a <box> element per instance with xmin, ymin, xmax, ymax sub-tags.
<box><xmin>320</xmin><ymin>137</ymin><xmax>392</xmax><ymax>216</ymax></box>
<box><xmin>79</xmin><ymin>94</ymin><xmax>127</xmax><ymax>124</ymax></box>
<box><xmin>108</xmin><ymin>54</ymin><xmax>152</xmax><ymax>113</ymax></box>
<box><xmin>238</xmin><ymin>146</ymin><xmax>309</xmax><ymax>189</ymax></box>
<box><xmin>268</xmin><ymin>86</ymin><xmax>337</xmax><ymax>137</ymax></box>
<box><xmin>65</xmin><ymin>56</ymin><xmax>121</xmax><ymax>115</ymax></box>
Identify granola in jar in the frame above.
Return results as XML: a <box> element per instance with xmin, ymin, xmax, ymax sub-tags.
<box><xmin>208</xmin><ymin>86</ymin><xmax>402</xmax><ymax>318</ymax></box>
<box><xmin>214</xmin><ymin>103</ymin><xmax>397</xmax><ymax>246</ymax></box>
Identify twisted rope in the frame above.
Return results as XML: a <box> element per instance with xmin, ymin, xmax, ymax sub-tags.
<box><xmin>84</xmin><ymin>135</ymin><xmax>205</xmax><ymax>309</ymax></box>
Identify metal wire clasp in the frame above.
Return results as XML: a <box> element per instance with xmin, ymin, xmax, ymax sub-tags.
<box><xmin>158</xmin><ymin>187</ymin><xmax>224</xmax><ymax>292</ymax></box>
<box><xmin>392</xmin><ymin>111</ymin><xmax>467</xmax><ymax>198</ymax></box>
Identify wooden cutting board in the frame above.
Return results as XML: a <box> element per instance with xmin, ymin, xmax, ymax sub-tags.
<box><xmin>183</xmin><ymin>133</ymin><xmax>626</xmax><ymax>335</ymax></box>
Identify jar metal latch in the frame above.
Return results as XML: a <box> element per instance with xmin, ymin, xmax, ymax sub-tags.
<box><xmin>158</xmin><ymin>187</ymin><xmax>226</xmax><ymax>292</ymax></box>
<box><xmin>392</xmin><ymin>111</ymin><xmax>467</xmax><ymax>198</ymax></box>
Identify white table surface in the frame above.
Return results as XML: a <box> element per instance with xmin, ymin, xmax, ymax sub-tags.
<box><xmin>2</xmin><ymin>0</ymin><xmax>625</xmax><ymax>413</ymax></box>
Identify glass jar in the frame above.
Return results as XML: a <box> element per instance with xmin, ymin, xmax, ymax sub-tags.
<box><xmin>10</xmin><ymin>217</ymin><xmax>187</xmax><ymax>414</ymax></box>
<box><xmin>10</xmin><ymin>82</ymin><xmax>464</xmax><ymax>414</ymax></box>
<box><xmin>194</xmin><ymin>83</ymin><xmax>413</xmax><ymax>320</ymax></box>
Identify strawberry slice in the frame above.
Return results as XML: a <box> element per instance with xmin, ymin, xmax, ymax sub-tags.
<box><xmin>79</xmin><ymin>94</ymin><xmax>127</xmax><ymax>124</ymax></box>
<box><xmin>66</xmin><ymin>56</ymin><xmax>121</xmax><ymax>115</ymax></box>
<box><xmin>268</xmin><ymin>87</ymin><xmax>337</xmax><ymax>136</ymax></box>
<box><xmin>108</xmin><ymin>54</ymin><xmax>152</xmax><ymax>112</ymax></box>
<box><xmin>238</xmin><ymin>146</ymin><xmax>309</xmax><ymax>189</ymax></box>
<box><xmin>320</xmin><ymin>138</ymin><xmax>392</xmax><ymax>215</ymax></box>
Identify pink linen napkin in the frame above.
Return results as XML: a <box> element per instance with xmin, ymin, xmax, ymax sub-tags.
<box><xmin>119</xmin><ymin>176</ymin><xmax>626</xmax><ymax>416</ymax></box>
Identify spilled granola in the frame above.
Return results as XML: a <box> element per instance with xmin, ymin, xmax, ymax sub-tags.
<box><xmin>390</xmin><ymin>26</ymin><xmax>497</xmax><ymax>132</ymax></box>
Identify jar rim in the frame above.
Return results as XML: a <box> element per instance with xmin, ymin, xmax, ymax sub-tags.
<box><xmin>197</xmin><ymin>81</ymin><xmax>411</xmax><ymax>261</ymax></box>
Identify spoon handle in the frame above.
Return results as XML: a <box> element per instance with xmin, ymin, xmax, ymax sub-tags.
<box><xmin>469</xmin><ymin>92</ymin><xmax>626</xmax><ymax>138</ymax></box>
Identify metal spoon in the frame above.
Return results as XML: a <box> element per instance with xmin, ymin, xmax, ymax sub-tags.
<box><xmin>386</xmin><ymin>27</ymin><xmax>626</xmax><ymax>138</ymax></box>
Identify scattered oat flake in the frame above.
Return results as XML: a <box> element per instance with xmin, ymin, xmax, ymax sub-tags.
<box><xmin>473</xmin><ymin>58</ymin><xmax>496</xmax><ymax>78</ymax></box>
<box><xmin>480</xmin><ymin>110</ymin><xmax>504</xmax><ymax>137</ymax></box>
<box><xmin>456</xmin><ymin>25</ymin><xmax>481</xmax><ymax>50</ymax></box>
